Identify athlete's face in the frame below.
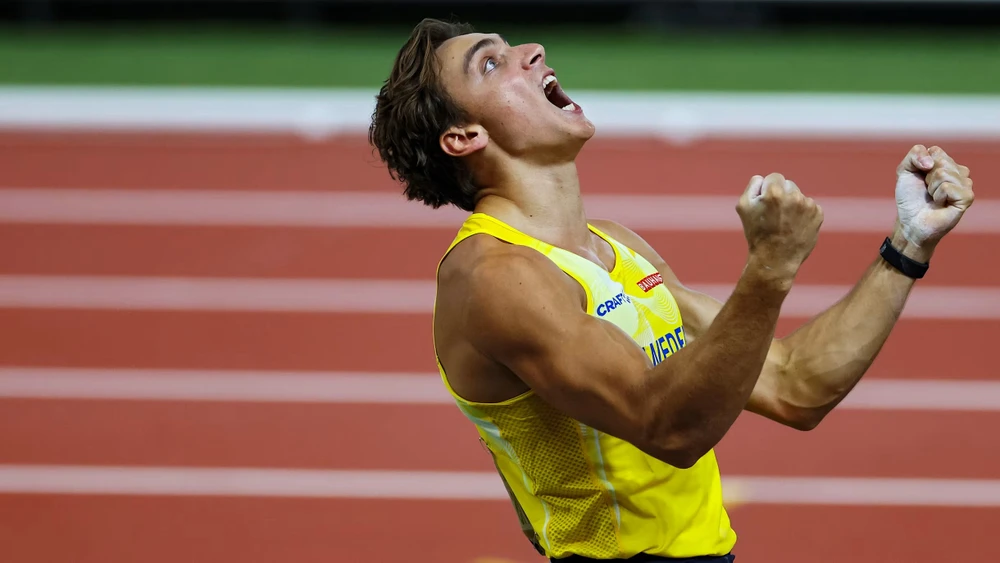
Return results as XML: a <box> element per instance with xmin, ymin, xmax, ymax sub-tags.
<box><xmin>435</xmin><ymin>33</ymin><xmax>596</xmax><ymax>162</ymax></box>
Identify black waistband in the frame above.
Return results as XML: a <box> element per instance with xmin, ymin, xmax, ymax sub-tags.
<box><xmin>552</xmin><ymin>554</ymin><xmax>734</xmax><ymax>563</ymax></box>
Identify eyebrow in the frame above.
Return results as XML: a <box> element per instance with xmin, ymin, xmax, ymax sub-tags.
<box><xmin>463</xmin><ymin>35</ymin><xmax>506</xmax><ymax>76</ymax></box>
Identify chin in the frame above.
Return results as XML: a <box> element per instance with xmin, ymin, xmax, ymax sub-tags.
<box><xmin>568</xmin><ymin>120</ymin><xmax>596</xmax><ymax>146</ymax></box>
<box><xmin>564</xmin><ymin>110</ymin><xmax>595</xmax><ymax>136</ymax></box>
<box><xmin>555</xmin><ymin>129</ymin><xmax>593</xmax><ymax>161</ymax></box>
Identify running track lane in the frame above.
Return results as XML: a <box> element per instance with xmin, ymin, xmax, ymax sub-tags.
<box><xmin>0</xmin><ymin>310</ymin><xmax>995</xmax><ymax>379</ymax></box>
<box><xmin>0</xmin><ymin>132</ymin><xmax>997</xmax><ymax>196</ymax></box>
<box><xmin>0</xmin><ymin>399</ymin><xmax>998</xmax><ymax>479</ymax></box>
<box><xmin>2</xmin><ymin>224</ymin><xmax>997</xmax><ymax>286</ymax></box>
<box><xmin>0</xmin><ymin>495</ymin><xmax>994</xmax><ymax>563</ymax></box>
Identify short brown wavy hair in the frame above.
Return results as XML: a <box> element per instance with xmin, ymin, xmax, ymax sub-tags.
<box><xmin>369</xmin><ymin>18</ymin><xmax>481</xmax><ymax>211</ymax></box>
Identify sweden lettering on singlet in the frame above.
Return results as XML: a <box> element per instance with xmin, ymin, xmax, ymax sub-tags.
<box><xmin>643</xmin><ymin>326</ymin><xmax>687</xmax><ymax>366</ymax></box>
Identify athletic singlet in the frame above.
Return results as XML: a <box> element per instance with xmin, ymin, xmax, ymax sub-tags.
<box><xmin>434</xmin><ymin>213</ymin><xmax>737</xmax><ymax>560</ymax></box>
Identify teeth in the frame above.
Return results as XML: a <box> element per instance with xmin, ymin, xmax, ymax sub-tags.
<box><xmin>542</xmin><ymin>75</ymin><xmax>557</xmax><ymax>90</ymax></box>
<box><xmin>562</xmin><ymin>103</ymin><xmax>575</xmax><ymax>111</ymax></box>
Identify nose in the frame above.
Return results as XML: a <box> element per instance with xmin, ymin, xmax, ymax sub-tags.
<box><xmin>521</xmin><ymin>43</ymin><xmax>545</xmax><ymax>69</ymax></box>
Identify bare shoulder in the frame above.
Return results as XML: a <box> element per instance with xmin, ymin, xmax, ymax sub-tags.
<box><xmin>434</xmin><ymin>235</ymin><xmax>573</xmax><ymax>401</ymax></box>
<box><xmin>437</xmin><ymin>234</ymin><xmax>586</xmax><ymax>345</ymax></box>
<box><xmin>438</xmin><ymin>234</ymin><xmax>571</xmax><ymax>302</ymax></box>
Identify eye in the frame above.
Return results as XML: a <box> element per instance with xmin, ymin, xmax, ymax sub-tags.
<box><xmin>483</xmin><ymin>57</ymin><xmax>497</xmax><ymax>74</ymax></box>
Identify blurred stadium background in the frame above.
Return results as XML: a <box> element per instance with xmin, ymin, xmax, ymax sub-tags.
<box><xmin>1</xmin><ymin>1</ymin><xmax>999</xmax><ymax>562</ymax></box>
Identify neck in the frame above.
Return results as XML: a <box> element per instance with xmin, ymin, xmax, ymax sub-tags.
<box><xmin>473</xmin><ymin>158</ymin><xmax>591</xmax><ymax>247</ymax></box>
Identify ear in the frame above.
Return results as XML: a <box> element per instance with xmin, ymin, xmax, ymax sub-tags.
<box><xmin>440</xmin><ymin>124</ymin><xmax>489</xmax><ymax>158</ymax></box>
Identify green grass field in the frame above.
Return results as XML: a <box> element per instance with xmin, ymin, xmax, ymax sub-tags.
<box><xmin>1</xmin><ymin>25</ymin><xmax>998</xmax><ymax>93</ymax></box>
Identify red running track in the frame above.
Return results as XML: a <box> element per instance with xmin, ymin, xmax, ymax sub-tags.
<box><xmin>3</xmin><ymin>224</ymin><xmax>998</xmax><ymax>286</ymax></box>
<box><xmin>0</xmin><ymin>131</ymin><xmax>999</xmax><ymax>563</ymax></box>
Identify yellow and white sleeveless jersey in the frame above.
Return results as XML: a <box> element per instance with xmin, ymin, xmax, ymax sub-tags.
<box><xmin>434</xmin><ymin>213</ymin><xmax>736</xmax><ymax>560</ymax></box>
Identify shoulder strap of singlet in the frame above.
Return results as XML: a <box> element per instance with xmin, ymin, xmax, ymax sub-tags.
<box><xmin>585</xmin><ymin>222</ymin><xmax>618</xmax><ymax>250</ymax></box>
<box><xmin>438</xmin><ymin>213</ymin><xmax>629</xmax><ymax>272</ymax></box>
<box><xmin>437</xmin><ymin>212</ymin><xmax>554</xmax><ymax>270</ymax></box>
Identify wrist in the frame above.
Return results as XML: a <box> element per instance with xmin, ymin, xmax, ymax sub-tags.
<box><xmin>891</xmin><ymin>221</ymin><xmax>936</xmax><ymax>263</ymax></box>
<box><xmin>743</xmin><ymin>253</ymin><xmax>797</xmax><ymax>295</ymax></box>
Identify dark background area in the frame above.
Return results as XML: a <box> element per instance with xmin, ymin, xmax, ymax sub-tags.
<box><xmin>5</xmin><ymin>0</ymin><xmax>1000</xmax><ymax>30</ymax></box>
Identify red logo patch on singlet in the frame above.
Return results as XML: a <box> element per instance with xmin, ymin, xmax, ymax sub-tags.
<box><xmin>637</xmin><ymin>272</ymin><xmax>664</xmax><ymax>292</ymax></box>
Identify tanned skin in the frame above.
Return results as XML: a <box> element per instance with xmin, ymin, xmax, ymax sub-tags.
<box><xmin>430</xmin><ymin>32</ymin><xmax>976</xmax><ymax>468</ymax></box>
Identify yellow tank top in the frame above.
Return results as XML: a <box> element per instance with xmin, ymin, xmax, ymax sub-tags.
<box><xmin>434</xmin><ymin>213</ymin><xmax>736</xmax><ymax>560</ymax></box>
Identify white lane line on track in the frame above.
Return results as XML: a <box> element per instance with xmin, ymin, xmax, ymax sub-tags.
<box><xmin>0</xmin><ymin>275</ymin><xmax>998</xmax><ymax>319</ymax></box>
<box><xmin>1</xmin><ymin>188</ymin><xmax>999</xmax><ymax>234</ymax></box>
<box><xmin>0</xmin><ymin>368</ymin><xmax>453</xmax><ymax>404</ymax></box>
<box><xmin>2</xmin><ymin>87</ymin><xmax>1000</xmax><ymax>142</ymax></box>
<box><xmin>0</xmin><ymin>276</ymin><xmax>436</xmax><ymax>314</ymax></box>
<box><xmin>1</xmin><ymin>465</ymin><xmax>999</xmax><ymax>507</ymax></box>
<box><xmin>720</xmin><ymin>476</ymin><xmax>1000</xmax><ymax>507</ymax></box>
<box><xmin>1</xmin><ymin>368</ymin><xmax>999</xmax><ymax>411</ymax></box>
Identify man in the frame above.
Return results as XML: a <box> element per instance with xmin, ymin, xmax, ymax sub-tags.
<box><xmin>368</xmin><ymin>19</ymin><xmax>975</xmax><ymax>563</ymax></box>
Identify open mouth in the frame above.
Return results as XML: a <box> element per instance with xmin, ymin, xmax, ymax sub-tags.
<box><xmin>542</xmin><ymin>75</ymin><xmax>577</xmax><ymax>112</ymax></box>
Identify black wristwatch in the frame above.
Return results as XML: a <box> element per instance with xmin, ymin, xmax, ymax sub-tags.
<box><xmin>879</xmin><ymin>237</ymin><xmax>929</xmax><ymax>279</ymax></box>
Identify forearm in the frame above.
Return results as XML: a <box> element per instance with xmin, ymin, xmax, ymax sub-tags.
<box><xmin>645</xmin><ymin>256</ymin><xmax>789</xmax><ymax>463</ymax></box>
<box><xmin>778</xmin><ymin>228</ymin><xmax>928</xmax><ymax>417</ymax></box>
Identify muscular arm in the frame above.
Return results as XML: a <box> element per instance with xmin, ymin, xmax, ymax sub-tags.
<box><xmin>455</xmin><ymin>242</ymin><xmax>789</xmax><ymax>468</ymax></box>
<box><xmin>591</xmin><ymin>222</ymin><xmax>931</xmax><ymax>432</ymax></box>
<box><xmin>750</xmin><ymin>228</ymin><xmax>927</xmax><ymax>429</ymax></box>
<box><xmin>596</xmin><ymin>146</ymin><xmax>974</xmax><ymax>431</ymax></box>
<box><xmin>690</xmin><ymin>237</ymin><xmax>918</xmax><ymax>431</ymax></box>
<box><xmin>756</xmin><ymin>146</ymin><xmax>973</xmax><ymax>428</ymax></box>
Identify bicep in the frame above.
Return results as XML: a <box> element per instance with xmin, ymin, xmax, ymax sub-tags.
<box><xmin>743</xmin><ymin>341</ymin><xmax>798</xmax><ymax>423</ymax></box>
<box><xmin>464</xmin><ymin>253</ymin><xmax>656</xmax><ymax>448</ymax></box>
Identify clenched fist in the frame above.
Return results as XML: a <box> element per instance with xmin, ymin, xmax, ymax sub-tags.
<box><xmin>896</xmin><ymin>145</ymin><xmax>975</xmax><ymax>253</ymax></box>
<box><xmin>736</xmin><ymin>173</ymin><xmax>824</xmax><ymax>285</ymax></box>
